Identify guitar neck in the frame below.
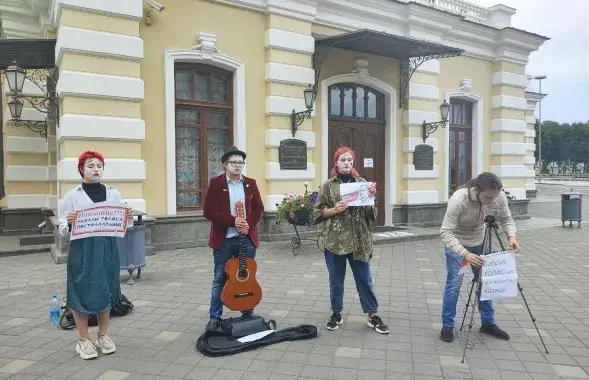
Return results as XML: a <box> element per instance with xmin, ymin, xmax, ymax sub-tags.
<box><xmin>238</xmin><ymin>234</ymin><xmax>247</xmax><ymax>271</ymax></box>
<box><xmin>234</xmin><ymin>201</ymin><xmax>249</xmax><ymax>272</ymax></box>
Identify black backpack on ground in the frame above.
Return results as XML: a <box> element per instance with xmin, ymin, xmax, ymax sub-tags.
<box><xmin>60</xmin><ymin>294</ymin><xmax>134</xmax><ymax>330</ymax></box>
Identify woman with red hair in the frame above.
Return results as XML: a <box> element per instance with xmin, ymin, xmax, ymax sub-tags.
<box><xmin>311</xmin><ymin>146</ymin><xmax>389</xmax><ymax>334</ymax></box>
<box><xmin>59</xmin><ymin>151</ymin><xmax>132</xmax><ymax>360</ymax></box>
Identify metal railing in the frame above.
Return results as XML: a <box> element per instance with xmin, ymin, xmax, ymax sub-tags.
<box><xmin>538</xmin><ymin>173</ymin><xmax>589</xmax><ymax>181</ymax></box>
<box><xmin>413</xmin><ymin>0</ymin><xmax>489</xmax><ymax>24</ymax></box>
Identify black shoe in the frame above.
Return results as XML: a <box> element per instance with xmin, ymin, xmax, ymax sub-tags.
<box><xmin>206</xmin><ymin>318</ymin><xmax>231</xmax><ymax>332</ymax></box>
<box><xmin>480</xmin><ymin>324</ymin><xmax>510</xmax><ymax>340</ymax></box>
<box><xmin>241</xmin><ymin>310</ymin><xmax>254</xmax><ymax>318</ymax></box>
<box><xmin>440</xmin><ymin>326</ymin><xmax>454</xmax><ymax>342</ymax></box>
<box><xmin>326</xmin><ymin>313</ymin><xmax>343</xmax><ymax>331</ymax></box>
<box><xmin>206</xmin><ymin>318</ymin><xmax>221</xmax><ymax>331</ymax></box>
<box><xmin>367</xmin><ymin>315</ymin><xmax>389</xmax><ymax>334</ymax></box>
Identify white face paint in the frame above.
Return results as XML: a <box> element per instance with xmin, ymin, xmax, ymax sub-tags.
<box><xmin>336</xmin><ymin>152</ymin><xmax>353</xmax><ymax>174</ymax></box>
<box><xmin>83</xmin><ymin>158</ymin><xmax>104</xmax><ymax>183</ymax></box>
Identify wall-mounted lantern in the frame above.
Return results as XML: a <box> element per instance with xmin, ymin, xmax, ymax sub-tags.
<box><xmin>291</xmin><ymin>84</ymin><xmax>316</xmax><ymax>138</ymax></box>
<box><xmin>3</xmin><ymin>60</ymin><xmax>59</xmax><ymax>139</ymax></box>
<box><xmin>422</xmin><ymin>99</ymin><xmax>450</xmax><ymax>143</ymax></box>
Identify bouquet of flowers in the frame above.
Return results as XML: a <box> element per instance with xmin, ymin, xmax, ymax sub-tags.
<box><xmin>275</xmin><ymin>182</ymin><xmax>320</xmax><ymax>226</ymax></box>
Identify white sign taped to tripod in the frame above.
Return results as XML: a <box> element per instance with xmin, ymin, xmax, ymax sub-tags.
<box><xmin>480</xmin><ymin>251</ymin><xmax>518</xmax><ymax>301</ymax></box>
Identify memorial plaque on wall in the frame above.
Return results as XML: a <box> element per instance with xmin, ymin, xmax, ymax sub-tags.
<box><xmin>413</xmin><ymin>144</ymin><xmax>434</xmax><ymax>170</ymax></box>
<box><xmin>279</xmin><ymin>139</ymin><xmax>307</xmax><ymax>170</ymax></box>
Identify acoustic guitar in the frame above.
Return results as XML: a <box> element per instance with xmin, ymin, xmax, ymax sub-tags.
<box><xmin>221</xmin><ymin>200</ymin><xmax>263</xmax><ymax>311</ymax></box>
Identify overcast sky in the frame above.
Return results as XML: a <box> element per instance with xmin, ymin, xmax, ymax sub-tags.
<box><xmin>469</xmin><ymin>0</ymin><xmax>588</xmax><ymax>124</ymax></box>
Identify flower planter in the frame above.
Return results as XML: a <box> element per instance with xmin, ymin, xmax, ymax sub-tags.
<box><xmin>274</xmin><ymin>187</ymin><xmax>323</xmax><ymax>255</ymax></box>
<box><xmin>285</xmin><ymin>209</ymin><xmax>311</xmax><ymax>226</ymax></box>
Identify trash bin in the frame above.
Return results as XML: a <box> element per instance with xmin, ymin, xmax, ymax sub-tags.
<box><xmin>117</xmin><ymin>211</ymin><xmax>147</xmax><ymax>284</ymax></box>
<box><xmin>561</xmin><ymin>192</ymin><xmax>582</xmax><ymax>228</ymax></box>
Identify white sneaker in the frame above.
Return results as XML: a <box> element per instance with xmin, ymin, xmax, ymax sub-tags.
<box><xmin>95</xmin><ymin>334</ymin><xmax>116</xmax><ymax>355</ymax></box>
<box><xmin>75</xmin><ymin>339</ymin><xmax>98</xmax><ymax>360</ymax></box>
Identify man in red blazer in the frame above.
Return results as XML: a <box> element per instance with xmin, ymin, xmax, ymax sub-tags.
<box><xmin>203</xmin><ymin>145</ymin><xmax>264</xmax><ymax>331</ymax></box>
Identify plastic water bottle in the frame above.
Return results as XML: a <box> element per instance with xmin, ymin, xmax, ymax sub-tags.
<box><xmin>49</xmin><ymin>294</ymin><xmax>60</xmax><ymax>326</ymax></box>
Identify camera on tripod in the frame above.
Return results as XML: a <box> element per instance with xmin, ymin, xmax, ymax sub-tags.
<box><xmin>484</xmin><ymin>214</ymin><xmax>499</xmax><ymax>228</ymax></box>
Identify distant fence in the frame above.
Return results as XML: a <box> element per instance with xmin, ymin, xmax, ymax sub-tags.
<box><xmin>538</xmin><ymin>174</ymin><xmax>589</xmax><ymax>182</ymax></box>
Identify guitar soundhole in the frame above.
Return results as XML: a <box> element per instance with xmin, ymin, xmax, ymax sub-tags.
<box><xmin>234</xmin><ymin>292</ymin><xmax>254</xmax><ymax>299</ymax></box>
<box><xmin>236</xmin><ymin>269</ymin><xmax>250</xmax><ymax>282</ymax></box>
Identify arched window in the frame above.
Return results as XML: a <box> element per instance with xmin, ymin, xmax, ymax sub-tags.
<box><xmin>448</xmin><ymin>98</ymin><xmax>473</xmax><ymax>194</ymax></box>
<box><xmin>328</xmin><ymin>83</ymin><xmax>384</xmax><ymax>122</ymax></box>
<box><xmin>174</xmin><ymin>63</ymin><xmax>233</xmax><ymax>211</ymax></box>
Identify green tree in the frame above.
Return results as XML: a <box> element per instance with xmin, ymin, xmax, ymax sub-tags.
<box><xmin>567</xmin><ymin>122</ymin><xmax>589</xmax><ymax>173</ymax></box>
<box><xmin>536</xmin><ymin>120</ymin><xmax>589</xmax><ymax>174</ymax></box>
<box><xmin>535</xmin><ymin>120</ymin><xmax>565</xmax><ymax>173</ymax></box>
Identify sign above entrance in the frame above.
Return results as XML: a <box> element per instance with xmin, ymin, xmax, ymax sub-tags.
<box><xmin>413</xmin><ymin>144</ymin><xmax>434</xmax><ymax>170</ymax></box>
<box><xmin>279</xmin><ymin>139</ymin><xmax>307</xmax><ymax>170</ymax></box>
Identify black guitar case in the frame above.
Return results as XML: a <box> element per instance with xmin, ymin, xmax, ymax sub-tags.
<box><xmin>195</xmin><ymin>315</ymin><xmax>317</xmax><ymax>357</ymax></box>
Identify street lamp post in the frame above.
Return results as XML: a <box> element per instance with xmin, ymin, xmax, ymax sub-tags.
<box><xmin>534</xmin><ymin>75</ymin><xmax>546</xmax><ymax>180</ymax></box>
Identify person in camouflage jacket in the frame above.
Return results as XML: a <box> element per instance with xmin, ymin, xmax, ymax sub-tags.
<box><xmin>312</xmin><ymin>146</ymin><xmax>389</xmax><ymax>334</ymax></box>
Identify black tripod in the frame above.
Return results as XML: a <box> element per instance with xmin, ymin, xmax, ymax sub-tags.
<box><xmin>459</xmin><ymin>214</ymin><xmax>549</xmax><ymax>363</ymax></box>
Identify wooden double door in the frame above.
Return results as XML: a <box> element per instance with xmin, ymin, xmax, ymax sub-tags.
<box><xmin>328</xmin><ymin>83</ymin><xmax>386</xmax><ymax>225</ymax></box>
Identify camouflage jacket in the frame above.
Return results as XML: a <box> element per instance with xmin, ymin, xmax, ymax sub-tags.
<box><xmin>311</xmin><ymin>176</ymin><xmax>377</xmax><ymax>262</ymax></box>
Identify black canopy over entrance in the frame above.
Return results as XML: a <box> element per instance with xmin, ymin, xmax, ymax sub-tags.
<box><xmin>0</xmin><ymin>39</ymin><xmax>57</xmax><ymax>200</ymax></box>
<box><xmin>312</xmin><ymin>29</ymin><xmax>464</xmax><ymax>108</ymax></box>
<box><xmin>0</xmin><ymin>39</ymin><xmax>56</xmax><ymax>70</ymax></box>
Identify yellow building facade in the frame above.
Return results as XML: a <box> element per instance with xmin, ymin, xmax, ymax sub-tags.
<box><xmin>0</xmin><ymin>0</ymin><xmax>547</xmax><ymax>244</ymax></box>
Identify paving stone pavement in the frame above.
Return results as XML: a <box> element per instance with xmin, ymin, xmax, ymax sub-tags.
<box><xmin>1</xmin><ymin>193</ymin><xmax>589</xmax><ymax>379</ymax></box>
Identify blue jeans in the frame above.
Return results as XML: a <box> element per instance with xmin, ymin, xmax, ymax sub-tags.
<box><xmin>442</xmin><ymin>244</ymin><xmax>495</xmax><ymax>327</ymax></box>
<box><xmin>324</xmin><ymin>250</ymin><xmax>378</xmax><ymax>314</ymax></box>
<box><xmin>209</xmin><ymin>236</ymin><xmax>256</xmax><ymax>319</ymax></box>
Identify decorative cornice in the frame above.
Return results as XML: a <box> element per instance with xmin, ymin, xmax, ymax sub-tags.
<box><xmin>51</xmin><ymin>0</ymin><xmax>144</xmax><ymax>22</ymax></box>
<box><xmin>0</xmin><ymin>0</ymin><xmax>54</xmax><ymax>38</ymax></box>
<box><xmin>524</xmin><ymin>91</ymin><xmax>546</xmax><ymax>103</ymax></box>
<box><xmin>4</xmin><ymin>0</ymin><xmax>549</xmax><ymax>65</ymax></box>
<box><xmin>205</xmin><ymin>0</ymin><xmax>549</xmax><ymax>65</ymax></box>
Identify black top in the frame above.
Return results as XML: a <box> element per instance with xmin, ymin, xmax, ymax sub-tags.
<box><xmin>337</xmin><ymin>173</ymin><xmax>355</xmax><ymax>183</ymax></box>
<box><xmin>82</xmin><ymin>182</ymin><xmax>106</xmax><ymax>203</ymax></box>
<box><xmin>337</xmin><ymin>173</ymin><xmax>358</xmax><ymax>213</ymax></box>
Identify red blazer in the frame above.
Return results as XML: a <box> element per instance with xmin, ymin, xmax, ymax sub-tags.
<box><xmin>203</xmin><ymin>173</ymin><xmax>265</xmax><ymax>249</ymax></box>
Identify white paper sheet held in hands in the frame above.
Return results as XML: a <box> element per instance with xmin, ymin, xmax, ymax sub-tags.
<box><xmin>340</xmin><ymin>182</ymin><xmax>374</xmax><ymax>206</ymax></box>
<box><xmin>70</xmin><ymin>201</ymin><xmax>129</xmax><ymax>241</ymax></box>
<box><xmin>480</xmin><ymin>251</ymin><xmax>518</xmax><ymax>301</ymax></box>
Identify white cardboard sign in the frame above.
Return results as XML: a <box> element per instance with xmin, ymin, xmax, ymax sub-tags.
<box><xmin>71</xmin><ymin>201</ymin><xmax>129</xmax><ymax>241</ymax></box>
<box><xmin>480</xmin><ymin>251</ymin><xmax>518</xmax><ymax>301</ymax></box>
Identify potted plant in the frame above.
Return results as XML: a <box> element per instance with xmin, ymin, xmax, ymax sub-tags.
<box><xmin>502</xmin><ymin>188</ymin><xmax>516</xmax><ymax>201</ymax></box>
<box><xmin>275</xmin><ymin>182</ymin><xmax>319</xmax><ymax>227</ymax></box>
